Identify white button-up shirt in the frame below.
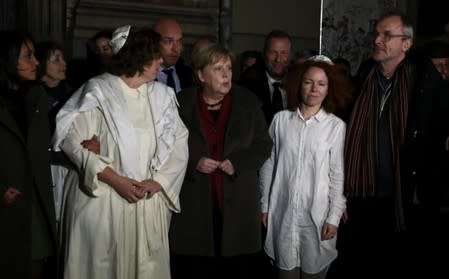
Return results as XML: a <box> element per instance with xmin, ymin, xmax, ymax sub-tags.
<box><xmin>260</xmin><ymin>108</ymin><xmax>346</xmax><ymax>273</ymax></box>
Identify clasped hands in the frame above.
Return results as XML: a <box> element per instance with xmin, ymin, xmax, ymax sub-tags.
<box><xmin>112</xmin><ymin>176</ymin><xmax>162</xmax><ymax>204</ymax></box>
<box><xmin>196</xmin><ymin>157</ymin><xmax>234</xmax><ymax>176</ymax></box>
<box><xmin>99</xmin><ymin>167</ymin><xmax>161</xmax><ymax>204</ymax></box>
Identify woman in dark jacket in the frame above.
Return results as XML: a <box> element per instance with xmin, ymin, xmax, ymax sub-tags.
<box><xmin>0</xmin><ymin>31</ymin><xmax>57</xmax><ymax>279</ymax></box>
<box><xmin>170</xmin><ymin>43</ymin><xmax>272</xmax><ymax>279</ymax></box>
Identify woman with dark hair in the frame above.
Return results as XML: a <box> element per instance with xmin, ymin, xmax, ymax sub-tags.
<box><xmin>85</xmin><ymin>30</ymin><xmax>113</xmax><ymax>78</ymax></box>
<box><xmin>54</xmin><ymin>25</ymin><xmax>188</xmax><ymax>279</ymax></box>
<box><xmin>170</xmin><ymin>43</ymin><xmax>272</xmax><ymax>279</ymax></box>
<box><xmin>35</xmin><ymin>41</ymin><xmax>79</xmax><ymax>225</ymax></box>
<box><xmin>35</xmin><ymin>41</ymin><xmax>72</xmax><ymax>133</ymax></box>
<box><xmin>88</xmin><ymin>30</ymin><xmax>113</xmax><ymax>62</ymax></box>
<box><xmin>260</xmin><ymin>56</ymin><xmax>352</xmax><ymax>279</ymax></box>
<box><xmin>0</xmin><ymin>31</ymin><xmax>57</xmax><ymax>279</ymax></box>
<box><xmin>67</xmin><ymin>30</ymin><xmax>113</xmax><ymax>90</ymax></box>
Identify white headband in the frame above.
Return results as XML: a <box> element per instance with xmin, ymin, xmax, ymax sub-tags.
<box><xmin>110</xmin><ymin>25</ymin><xmax>131</xmax><ymax>54</ymax></box>
<box><xmin>307</xmin><ymin>55</ymin><xmax>334</xmax><ymax>65</ymax></box>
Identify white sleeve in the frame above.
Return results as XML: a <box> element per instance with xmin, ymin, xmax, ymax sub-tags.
<box><xmin>60</xmin><ymin>109</ymin><xmax>113</xmax><ymax>196</ymax></box>
<box><xmin>326</xmin><ymin>121</ymin><xmax>347</xmax><ymax>226</ymax></box>
<box><xmin>259</xmin><ymin>115</ymin><xmax>278</xmax><ymax>213</ymax></box>
<box><xmin>152</xmin><ymin>111</ymin><xmax>189</xmax><ymax>212</ymax></box>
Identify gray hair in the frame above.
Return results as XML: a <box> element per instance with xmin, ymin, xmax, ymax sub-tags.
<box><xmin>379</xmin><ymin>12</ymin><xmax>414</xmax><ymax>40</ymax></box>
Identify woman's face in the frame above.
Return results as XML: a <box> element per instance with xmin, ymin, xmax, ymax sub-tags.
<box><xmin>44</xmin><ymin>49</ymin><xmax>66</xmax><ymax>84</ymax></box>
<box><xmin>95</xmin><ymin>37</ymin><xmax>113</xmax><ymax>59</ymax></box>
<box><xmin>300</xmin><ymin>66</ymin><xmax>328</xmax><ymax>109</ymax></box>
<box><xmin>17</xmin><ymin>40</ymin><xmax>39</xmax><ymax>81</ymax></box>
<box><xmin>198</xmin><ymin>56</ymin><xmax>232</xmax><ymax>97</ymax></box>
<box><xmin>141</xmin><ymin>56</ymin><xmax>163</xmax><ymax>82</ymax></box>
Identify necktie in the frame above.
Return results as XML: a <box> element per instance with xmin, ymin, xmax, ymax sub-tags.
<box><xmin>272</xmin><ymin>82</ymin><xmax>283</xmax><ymax>114</ymax></box>
<box><xmin>163</xmin><ymin>68</ymin><xmax>176</xmax><ymax>92</ymax></box>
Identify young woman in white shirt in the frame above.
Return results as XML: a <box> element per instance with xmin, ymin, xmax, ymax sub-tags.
<box><xmin>260</xmin><ymin>55</ymin><xmax>352</xmax><ymax>279</ymax></box>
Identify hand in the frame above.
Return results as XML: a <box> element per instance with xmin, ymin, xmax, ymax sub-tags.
<box><xmin>113</xmin><ymin>176</ymin><xmax>147</xmax><ymax>203</ymax></box>
<box><xmin>321</xmin><ymin>223</ymin><xmax>338</xmax><ymax>241</ymax></box>
<box><xmin>219</xmin><ymin>159</ymin><xmax>235</xmax><ymax>176</ymax></box>
<box><xmin>81</xmin><ymin>135</ymin><xmax>100</xmax><ymax>154</ymax></box>
<box><xmin>342</xmin><ymin>209</ymin><xmax>349</xmax><ymax>224</ymax></box>
<box><xmin>98</xmin><ymin>167</ymin><xmax>146</xmax><ymax>203</ymax></box>
<box><xmin>140</xmin><ymin>179</ymin><xmax>162</xmax><ymax>199</ymax></box>
<box><xmin>261</xmin><ymin>212</ymin><xmax>268</xmax><ymax>228</ymax></box>
<box><xmin>2</xmin><ymin>187</ymin><xmax>22</xmax><ymax>206</ymax></box>
<box><xmin>196</xmin><ymin>157</ymin><xmax>220</xmax><ymax>174</ymax></box>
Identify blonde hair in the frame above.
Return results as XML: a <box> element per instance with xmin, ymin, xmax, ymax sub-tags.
<box><xmin>191</xmin><ymin>43</ymin><xmax>234</xmax><ymax>83</ymax></box>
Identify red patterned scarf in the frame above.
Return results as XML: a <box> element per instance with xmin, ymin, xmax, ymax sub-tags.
<box><xmin>197</xmin><ymin>92</ymin><xmax>232</xmax><ymax>212</ymax></box>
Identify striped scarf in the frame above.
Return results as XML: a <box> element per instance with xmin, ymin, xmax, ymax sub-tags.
<box><xmin>344</xmin><ymin>58</ymin><xmax>410</xmax><ymax>230</ymax></box>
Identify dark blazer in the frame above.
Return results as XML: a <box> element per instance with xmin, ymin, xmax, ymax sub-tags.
<box><xmin>170</xmin><ymin>85</ymin><xmax>272</xmax><ymax>257</ymax></box>
<box><xmin>175</xmin><ymin>58</ymin><xmax>194</xmax><ymax>90</ymax></box>
<box><xmin>239</xmin><ymin>61</ymin><xmax>277</xmax><ymax>124</ymax></box>
<box><xmin>0</xmin><ymin>85</ymin><xmax>57</xmax><ymax>278</ymax></box>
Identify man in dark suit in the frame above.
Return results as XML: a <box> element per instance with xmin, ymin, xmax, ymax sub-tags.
<box><xmin>239</xmin><ymin>30</ymin><xmax>291</xmax><ymax>123</ymax></box>
<box><xmin>154</xmin><ymin>18</ymin><xmax>193</xmax><ymax>93</ymax></box>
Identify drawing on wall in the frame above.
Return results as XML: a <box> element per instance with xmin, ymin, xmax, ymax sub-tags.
<box><xmin>322</xmin><ymin>0</ymin><xmax>396</xmax><ymax>74</ymax></box>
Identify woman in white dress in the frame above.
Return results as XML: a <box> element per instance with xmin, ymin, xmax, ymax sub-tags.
<box><xmin>260</xmin><ymin>56</ymin><xmax>352</xmax><ymax>279</ymax></box>
<box><xmin>53</xmin><ymin>25</ymin><xmax>188</xmax><ymax>279</ymax></box>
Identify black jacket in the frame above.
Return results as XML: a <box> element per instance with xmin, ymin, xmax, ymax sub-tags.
<box><xmin>175</xmin><ymin>58</ymin><xmax>194</xmax><ymax>90</ymax></box>
<box><xmin>0</xmin><ymin>84</ymin><xmax>57</xmax><ymax>278</ymax></box>
<box><xmin>239</xmin><ymin>61</ymin><xmax>279</xmax><ymax>124</ymax></box>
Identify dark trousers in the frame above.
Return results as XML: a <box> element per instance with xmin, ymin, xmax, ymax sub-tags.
<box><xmin>32</xmin><ymin>257</ymin><xmax>56</xmax><ymax>279</ymax></box>
<box><xmin>330</xmin><ymin>197</ymin><xmax>439</xmax><ymax>279</ymax></box>
<box><xmin>171</xmin><ymin>253</ymin><xmax>264</xmax><ymax>279</ymax></box>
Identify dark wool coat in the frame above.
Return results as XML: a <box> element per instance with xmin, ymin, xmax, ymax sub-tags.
<box><xmin>170</xmin><ymin>85</ymin><xmax>272</xmax><ymax>257</ymax></box>
<box><xmin>0</xmin><ymin>85</ymin><xmax>57</xmax><ymax>278</ymax></box>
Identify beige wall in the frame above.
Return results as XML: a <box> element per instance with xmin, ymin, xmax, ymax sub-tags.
<box><xmin>232</xmin><ymin>0</ymin><xmax>320</xmax><ymax>56</ymax></box>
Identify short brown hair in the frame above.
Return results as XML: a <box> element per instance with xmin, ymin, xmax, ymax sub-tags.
<box><xmin>285</xmin><ymin>60</ymin><xmax>353</xmax><ymax>114</ymax></box>
<box><xmin>107</xmin><ymin>27</ymin><xmax>161</xmax><ymax>77</ymax></box>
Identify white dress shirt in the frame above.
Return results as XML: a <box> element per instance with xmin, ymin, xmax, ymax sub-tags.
<box><xmin>157</xmin><ymin>65</ymin><xmax>182</xmax><ymax>93</ymax></box>
<box><xmin>260</xmin><ymin>108</ymin><xmax>346</xmax><ymax>273</ymax></box>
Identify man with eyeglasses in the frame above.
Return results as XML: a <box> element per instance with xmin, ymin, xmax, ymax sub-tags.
<box><xmin>154</xmin><ymin>18</ymin><xmax>193</xmax><ymax>93</ymax></box>
<box><xmin>340</xmin><ymin>12</ymin><xmax>447</xmax><ymax>279</ymax></box>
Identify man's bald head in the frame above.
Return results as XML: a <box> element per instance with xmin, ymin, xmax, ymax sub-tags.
<box><xmin>154</xmin><ymin>18</ymin><xmax>183</xmax><ymax>67</ymax></box>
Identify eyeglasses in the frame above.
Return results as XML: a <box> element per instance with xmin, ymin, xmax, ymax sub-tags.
<box><xmin>371</xmin><ymin>31</ymin><xmax>411</xmax><ymax>42</ymax></box>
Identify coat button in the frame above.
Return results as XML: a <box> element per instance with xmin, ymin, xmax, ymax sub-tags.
<box><xmin>413</xmin><ymin>130</ymin><xmax>418</xmax><ymax>138</ymax></box>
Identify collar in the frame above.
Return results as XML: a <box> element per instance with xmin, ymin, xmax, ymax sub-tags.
<box><xmin>265</xmin><ymin>71</ymin><xmax>282</xmax><ymax>85</ymax></box>
<box><xmin>158</xmin><ymin>65</ymin><xmax>176</xmax><ymax>74</ymax></box>
<box><xmin>296</xmin><ymin>107</ymin><xmax>327</xmax><ymax>122</ymax></box>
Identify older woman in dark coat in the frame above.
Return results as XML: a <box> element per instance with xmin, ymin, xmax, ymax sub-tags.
<box><xmin>170</xmin><ymin>43</ymin><xmax>272</xmax><ymax>279</ymax></box>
